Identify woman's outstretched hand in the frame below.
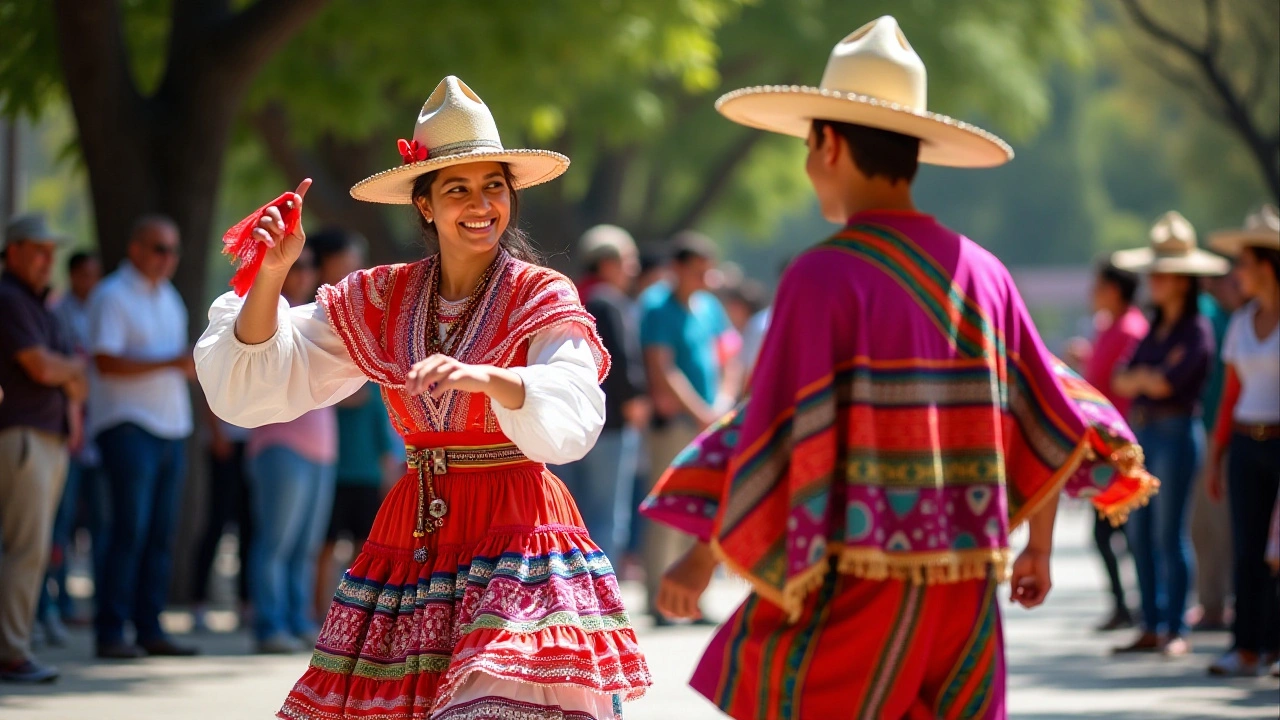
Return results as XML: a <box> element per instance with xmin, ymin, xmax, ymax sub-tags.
<box><xmin>256</xmin><ymin>178</ymin><xmax>312</xmax><ymax>276</ymax></box>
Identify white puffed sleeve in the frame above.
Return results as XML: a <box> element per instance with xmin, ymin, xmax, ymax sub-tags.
<box><xmin>194</xmin><ymin>291</ymin><xmax>367</xmax><ymax>428</ymax></box>
<box><xmin>490</xmin><ymin>324</ymin><xmax>606</xmax><ymax>464</ymax></box>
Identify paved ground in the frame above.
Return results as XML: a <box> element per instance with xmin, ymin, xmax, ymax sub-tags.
<box><xmin>2</xmin><ymin>505</ymin><xmax>1277</xmax><ymax>719</ymax></box>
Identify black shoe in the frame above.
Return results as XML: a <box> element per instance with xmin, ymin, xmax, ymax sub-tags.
<box><xmin>139</xmin><ymin>638</ymin><xmax>199</xmax><ymax>657</ymax></box>
<box><xmin>96</xmin><ymin>643</ymin><xmax>148</xmax><ymax>660</ymax></box>
<box><xmin>0</xmin><ymin>658</ymin><xmax>59</xmax><ymax>683</ymax></box>
<box><xmin>1095</xmin><ymin>609</ymin><xmax>1135</xmax><ymax>632</ymax></box>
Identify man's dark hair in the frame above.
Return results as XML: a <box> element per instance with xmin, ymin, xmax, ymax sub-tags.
<box><xmin>1096</xmin><ymin>260</ymin><xmax>1140</xmax><ymax>306</ymax></box>
<box><xmin>812</xmin><ymin>119</ymin><xmax>920</xmax><ymax>184</ymax></box>
<box><xmin>307</xmin><ymin>227</ymin><xmax>367</xmax><ymax>270</ymax></box>
<box><xmin>639</xmin><ymin>250</ymin><xmax>667</xmax><ymax>275</ymax></box>
<box><xmin>67</xmin><ymin>251</ymin><xmax>96</xmax><ymax>274</ymax></box>
<box><xmin>670</xmin><ymin>230</ymin><xmax>718</xmax><ymax>265</ymax></box>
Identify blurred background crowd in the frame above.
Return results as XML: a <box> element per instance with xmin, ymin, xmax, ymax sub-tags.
<box><xmin>0</xmin><ymin>0</ymin><xmax>1277</xmax><ymax>697</ymax></box>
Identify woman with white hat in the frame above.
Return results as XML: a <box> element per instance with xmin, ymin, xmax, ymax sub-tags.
<box><xmin>1111</xmin><ymin>211</ymin><xmax>1229</xmax><ymax>657</ymax></box>
<box><xmin>1204</xmin><ymin>205</ymin><xmax>1280</xmax><ymax>677</ymax></box>
<box><xmin>195</xmin><ymin>76</ymin><xmax>650</xmax><ymax>720</ymax></box>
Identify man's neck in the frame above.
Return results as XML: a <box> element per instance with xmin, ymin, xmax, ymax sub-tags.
<box><xmin>841</xmin><ymin>182</ymin><xmax>917</xmax><ymax>220</ymax></box>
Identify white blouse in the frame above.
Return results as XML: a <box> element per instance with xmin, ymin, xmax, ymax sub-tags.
<box><xmin>194</xmin><ymin>291</ymin><xmax>605</xmax><ymax>465</ymax></box>
<box><xmin>1222</xmin><ymin>301</ymin><xmax>1280</xmax><ymax>425</ymax></box>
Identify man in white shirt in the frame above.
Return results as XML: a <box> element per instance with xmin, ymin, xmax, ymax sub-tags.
<box><xmin>88</xmin><ymin>216</ymin><xmax>198</xmax><ymax>659</ymax></box>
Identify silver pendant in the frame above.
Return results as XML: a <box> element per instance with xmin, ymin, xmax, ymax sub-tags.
<box><xmin>413</xmin><ymin>547</ymin><xmax>429</xmax><ymax>564</ymax></box>
<box><xmin>428</xmin><ymin>498</ymin><xmax>448</xmax><ymax>519</ymax></box>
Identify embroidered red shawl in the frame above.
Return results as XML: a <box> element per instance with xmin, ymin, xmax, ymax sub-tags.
<box><xmin>316</xmin><ymin>250</ymin><xmax>609</xmax><ymax>436</ymax></box>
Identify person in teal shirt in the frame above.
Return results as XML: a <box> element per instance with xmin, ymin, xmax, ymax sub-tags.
<box><xmin>638</xmin><ymin>231</ymin><xmax>740</xmax><ymax>625</ymax></box>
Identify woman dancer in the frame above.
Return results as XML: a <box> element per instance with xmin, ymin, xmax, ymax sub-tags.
<box><xmin>196</xmin><ymin>76</ymin><xmax>649</xmax><ymax>719</ymax></box>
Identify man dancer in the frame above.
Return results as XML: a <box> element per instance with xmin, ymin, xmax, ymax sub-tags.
<box><xmin>645</xmin><ymin>17</ymin><xmax>1157</xmax><ymax>718</ymax></box>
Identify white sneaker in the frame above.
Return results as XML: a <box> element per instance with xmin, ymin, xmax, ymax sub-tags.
<box><xmin>1208</xmin><ymin>650</ymin><xmax>1261</xmax><ymax>677</ymax></box>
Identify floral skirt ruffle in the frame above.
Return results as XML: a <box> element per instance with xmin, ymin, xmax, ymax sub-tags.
<box><xmin>278</xmin><ymin>460</ymin><xmax>650</xmax><ymax>720</ymax></box>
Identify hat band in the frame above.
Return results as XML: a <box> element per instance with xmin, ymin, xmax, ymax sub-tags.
<box><xmin>428</xmin><ymin>139</ymin><xmax>505</xmax><ymax>158</ymax></box>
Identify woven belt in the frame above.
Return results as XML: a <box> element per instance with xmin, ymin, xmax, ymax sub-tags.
<box><xmin>403</xmin><ymin>443</ymin><xmax>528</xmax><ymax>563</ymax></box>
<box><xmin>1233</xmin><ymin>423</ymin><xmax>1280</xmax><ymax>441</ymax></box>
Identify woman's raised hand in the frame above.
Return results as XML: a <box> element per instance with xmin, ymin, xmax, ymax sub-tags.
<box><xmin>257</xmin><ymin>178</ymin><xmax>312</xmax><ymax>275</ymax></box>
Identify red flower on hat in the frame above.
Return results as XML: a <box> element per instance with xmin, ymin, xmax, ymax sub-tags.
<box><xmin>398</xmin><ymin>139</ymin><xmax>429</xmax><ymax>164</ymax></box>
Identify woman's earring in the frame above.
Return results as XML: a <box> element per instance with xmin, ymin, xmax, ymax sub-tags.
<box><xmin>426</xmin><ymin>217</ymin><xmax>434</xmax><ymax>224</ymax></box>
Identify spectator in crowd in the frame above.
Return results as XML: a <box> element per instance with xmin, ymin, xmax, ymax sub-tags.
<box><xmin>89</xmin><ymin>215</ymin><xmax>198</xmax><ymax>659</ymax></box>
<box><xmin>245</xmin><ymin>246</ymin><xmax>338</xmax><ymax>654</ymax></box>
<box><xmin>640</xmin><ymin>230</ymin><xmax>739</xmax><ymax>625</ymax></box>
<box><xmin>1189</xmin><ymin>267</ymin><xmax>1245</xmax><ymax>631</ymax></box>
<box><xmin>636</xmin><ymin>250</ymin><xmax>671</xmax><ymax>311</ymax></box>
<box><xmin>555</xmin><ymin>225</ymin><xmax>649</xmax><ymax>564</ymax></box>
<box><xmin>1112</xmin><ymin>211</ymin><xmax>1228</xmax><ymax>657</ymax></box>
<box><xmin>306</xmin><ymin>228</ymin><xmax>384</xmax><ymax>617</ymax></box>
<box><xmin>191</xmin><ymin>411</ymin><xmax>253</xmax><ymax>631</ymax></box>
<box><xmin>1083</xmin><ymin>260</ymin><xmax>1149</xmax><ymax>632</ymax></box>
<box><xmin>1206</xmin><ymin>205</ymin><xmax>1280</xmax><ymax>676</ymax></box>
<box><xmin>38</xmin><ymin>250</ymin><xmax>103</xmax><ymax>644</ymax></box>
<box><xmin>0</xmin><ymin>214</ymin><xmax>86</xmax><ymax>683</ymax></box>
<box><xmin>718</xmin><ymin>277</ymin><xmax>766</xmax><ymax>335</ymax></box>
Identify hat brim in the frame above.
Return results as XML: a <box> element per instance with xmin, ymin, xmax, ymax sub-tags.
<box><xmin>350</xmin><ymin>149</ymin><xmax>569</xmax><ymax>204</ymax></box>
<box><xmin>1110</xmin><ymin>247</ymin><xmax>1231</xmax><ymax>276</ymax></box>
<box><xmin>1208</xmin><ymin>229</ymin><xmax>1280</xmax><ymax>258</ymax></box>
<box><xmin>715</xmin><ymin>85</ymin><xmax>1013</xmax><ymax>168</ymax></box>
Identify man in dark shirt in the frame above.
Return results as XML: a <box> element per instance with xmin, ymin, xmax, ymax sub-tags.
<box><xmin>555</xmin><ymin>225</ymin><xmax>648</xmax><ymax>564</ymax></box>
<box><xmin>0</xmin><ymin>214</ymin><xmax>87</xmax><ymax>684</ymax></box>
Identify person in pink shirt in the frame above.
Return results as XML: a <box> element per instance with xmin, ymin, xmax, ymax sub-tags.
<box><xmin>244</xmin><ymin>246</ymin><xmax>339</xmax><ymax>654</ymax></box>
<box><xmin>1084</xmin><ymin>261</ymin><xmax>1149</xmax><ymax>631</ymax></box>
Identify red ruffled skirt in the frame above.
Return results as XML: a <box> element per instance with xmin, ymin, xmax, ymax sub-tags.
<box><xmin>279</xmin><ymin>432</ymin><xmax>650</xmax><ymax>720</ymax></box>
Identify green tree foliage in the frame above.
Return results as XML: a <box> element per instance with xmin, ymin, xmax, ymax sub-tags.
<box><xmin>231</xmin><ymin>0</ymin><xmax>1087</xmax><ymax>265</ymax></box>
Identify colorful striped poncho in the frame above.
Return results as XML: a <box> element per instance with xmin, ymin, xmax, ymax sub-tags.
<box><xmin>642</xmin><ymin>210</ymin><xmax>1157</xmax><ymax>621</ymax></box>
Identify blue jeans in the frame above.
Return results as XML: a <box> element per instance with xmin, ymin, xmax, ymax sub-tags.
<box><xmin>1129</xmin><ymin>415</ymin><xmax>1202</xmax><ymax>637</ymax></box>
<box><xmin>95</xmin><ymin>423</ymin><xmax>187</xmax><ymax>646</ymax></box>
<box><xmin>248</xmin><ymin>446</ymin><xmax>335</xmax><ymax>641</ymax></box>
<box><xmin>552</xmin><ymin>428</ymin><xmax>640</xmax><ymax>564</ymax></box>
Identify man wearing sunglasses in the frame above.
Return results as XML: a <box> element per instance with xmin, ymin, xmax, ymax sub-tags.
<box><xmin>87</xmin><ymin>215</ymin><xmax>198</xmax><ymax>660</ymax></box>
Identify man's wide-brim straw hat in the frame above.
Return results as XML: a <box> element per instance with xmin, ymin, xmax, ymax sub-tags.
<box><xmin>714</xmin><ymin>15</ymin><xmax>1013</xmax><ymax>169</ymax></box>
<box><xmin>1209</xmin><ymin>204</ymin><xmax>1280</xmax><ymax>257</ymax></box>
<box><xmin>1111</xmin><ymin>211</ymin><xmax>1230</xmax><ymax>277</ymax></box>
<box><xmin>350</xmin><ymin>76</ymin><xmax>569</xmax><ymax>204</ymax></box>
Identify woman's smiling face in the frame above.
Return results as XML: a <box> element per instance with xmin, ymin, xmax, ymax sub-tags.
<box><xmin>414</xmin><ymin>161</ymin><xmax>512</xmax><ymax>257</ymax></box>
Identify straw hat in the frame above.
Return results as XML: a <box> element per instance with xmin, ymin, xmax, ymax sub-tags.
<box><xmin>1209</xmin><ymin>204</ymin><xmax>1280</xmax><ymax>257</ymax></box>
<box><xmin>1111</xmin><ymin>211</ymin><xmax>1230</xmax><ymax>276</ymax></box>
<box><xmin>350</xmin><ymin>76</ymin><xmax>569</xmax><ymax>204</ymax></box>
<box><xmin>715</xmin><ymin>16</ymin><xmax>1012</xmax><ymax>168</ymax></box>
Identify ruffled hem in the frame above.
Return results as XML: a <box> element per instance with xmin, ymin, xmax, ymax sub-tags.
<box><xmin>281</xmin><ymin>523</ymin><xmax>650</xmax><ymax>719</ymax></box>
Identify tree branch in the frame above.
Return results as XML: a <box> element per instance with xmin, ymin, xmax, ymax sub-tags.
<box><xmin>1117</xmin><ymin>0</ymin><xmax>1205</xmax><ymax>59</ymax></box>
<box><xmin>1131</xmin><ymin>46</ymin><xmax>1224</xmax><ymax>120</ymax></box>
<box><xmin>210</xmin><ymin>0</ymin><xmax>331</xmax><ymax>78</ymax></box>
<box><xmin>660</xmin><ymin>130</ymin><xmax>765</xmax><ymax>237</ymax></box>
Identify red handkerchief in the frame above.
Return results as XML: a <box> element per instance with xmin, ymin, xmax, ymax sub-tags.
<box><xmin>221</xmin><ymin>192</ymin><xmax>303</xmax><ymax>296</ymax></box>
